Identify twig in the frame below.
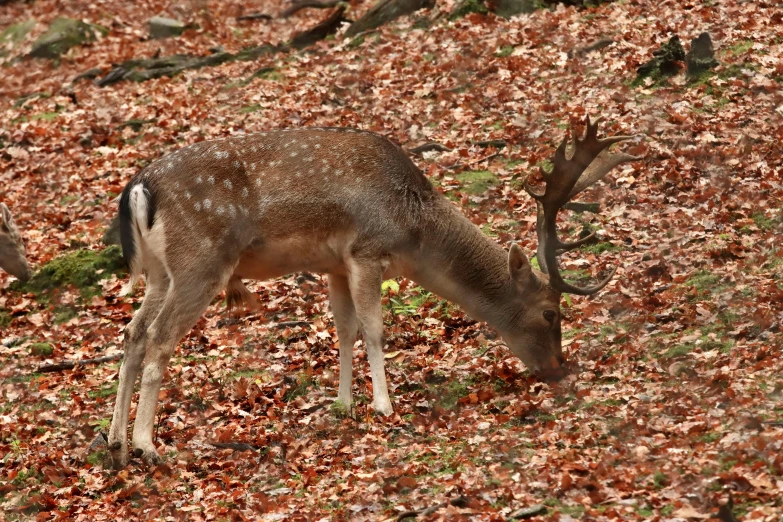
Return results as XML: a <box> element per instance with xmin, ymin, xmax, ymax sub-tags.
<box><xmin>273</xmin><ymin>320</ymin><xmax>312</xmax><ymax>329</ymax></box>
<box><xmin>237</xmin><ymin>12</ymin><xmax>273</xmax><ymax>21</ymax></box>
<box><xmin>396</xmin><ymin>496</ymin><xmax>468</xmax><ymax>520</ymax></box>
<box><xmin>471</xmin><ymin>139</ymin><xmax>506</xmax><ymax>149</ymax></box>
<box><xmin>568</xmin><ymin>37</ymin><xmax>614</xmax><ymax>58</ymax></box>
<box><xmin>408</xmin><ymin>142</ymin><xmax>452</xmax><ymax>156</ymax></box>
<box><xmin>210</xmin><ymin>441</ymin><xmax>261</xmax><ymax>451</ymax></box>
<box><xmin>37</xmin><ymin>353</ymin><xmax>123</xmax><ymax>373</ymax></box>
<box><xmin>280</xmin><ymin>0</ymin><xmax>341</xmax><ymax>18</ymax></box>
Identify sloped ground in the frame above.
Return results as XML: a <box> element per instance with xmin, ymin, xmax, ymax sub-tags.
<box><xmin>1</xmin><ymin>0</ymin><xmax>782</xmax><ymax>520</ymax></box>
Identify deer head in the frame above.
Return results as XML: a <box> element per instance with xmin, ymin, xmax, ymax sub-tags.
<box><xmin>0</xmin><ymin>203</ymin><xmax>31</xmax><ymax>282</ymax></box>
<box><xmin>508</xmin><ymin>117</ymin><xmax>639</xmax><ymax>378</ymax></box>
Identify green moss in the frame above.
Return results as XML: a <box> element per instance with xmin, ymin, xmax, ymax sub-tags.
<box><xmin>728</xmin><ymin>40</ymin><xmax>754</xmax><ymax>56</ymax></box>
<box><xmin>88</xmin><ymin>381</ymin><xmax>118</xmax><ymax>399</ymax></box>
<box><xmin>283</xmin><ymin>372</ymin><xmax>316</xmax><ymax>402</ymax></box>
<box><xmin>752</xmin><ymin>211</ymin><xmax>778</xmax><ymax>231</ymax></box>
<box><xmin>12</xmin><ymin>246</ymin><xmax>125</xmax><ymax>301</ymax></box>
<box><xmin>0</xmin><ymin>310</ymin><xmax>11</xmax><ymax>328</ymax></box>
<box><xmin>440</xmin><ymin>376</ymin><xmax>477</xmax><ymax>409</ymax></box>
<box><xmin>663</xmin><ymin>344</ymin><xmax>692</xmax><ymax>359</ymax></box>
<box><xmin>30</xmin><ymin>343</ymin><xmax>54</xmax><ymax>356</ymax></box>
<box><xmin>240</xmin><ymin>104</ymin><xmax>263</xmax><ymax>113</ymax></box>
<box><xmin>456</xmin><ymin>170</ymin><xmax>498</xmax><ymax>195</ymax></box>
<box><xmin>685</xmin><ymin>270</ymin><xmax>720</xmax><ymax>291</ymax></box>
<box><xmin>582</xmin><ymin>242</ymin><xmax>624</xmax><ymax>255</ymax></box>
<box><xmin>330</xmin><ymin>400</ymin><xmax>350</xmax><ymax>418</ymax></box>
<box><xmin>450</xmin><ymin>0</ymin><xmax>488</xmax><ymax>20</ymax></box>
<box><xmin>495</xmin><ymin>45</ymin><xmax>515</xmax><ymax>58</ymax></box>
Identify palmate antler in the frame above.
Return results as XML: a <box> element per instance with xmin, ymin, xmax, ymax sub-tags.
<box><xmin>525</xmin><ymin>116</ymin><xmax>639</xmax><ymax>295</ymax></box>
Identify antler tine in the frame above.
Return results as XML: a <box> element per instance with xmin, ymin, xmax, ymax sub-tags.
<box><xmin>529</xmin><ymin>115</ymin><xmax>639</xmax><ymax>295</ymax></box>
<box><xmin>568</xmin><ymin>148</ymin><xmax>639</xmax><ymax>199</ymax></box>
<box><xmin>546</xmin><ymin>264</ymin><xmax>617</xmax><ymax>296</ymax></box>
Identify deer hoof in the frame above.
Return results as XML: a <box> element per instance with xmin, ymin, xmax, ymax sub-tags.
<box><xmin>132</xmin><ymin>444</ymin><xmax>162</xmax><ymax>466</ymax></box>
<box><xmin>106</xmin><ymin>447</ymin><xmax>129</xmax><ymax>470</ymax></box>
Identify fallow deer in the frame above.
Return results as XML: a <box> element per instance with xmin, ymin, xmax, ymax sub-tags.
<box><xmin>107</xmin><ymin>117</ymin><xmax>639</xmax><ymax>469</ymax></box>
<box><xmin>0</xmin><ymin>203</ymin><xmax>32</xmax><ymax>282</ymax></box>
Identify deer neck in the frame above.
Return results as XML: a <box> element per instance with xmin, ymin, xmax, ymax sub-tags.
<box><xmin>405</xmin><ymin>199</ymin><xmax>515</xmax><ymax>327</ymax></box>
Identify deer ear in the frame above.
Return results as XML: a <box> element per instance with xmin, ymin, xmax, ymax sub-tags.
<box><xmin>508</xmin><ymin>243</ymin><xmax>533</xmax><ymax>283</ymax></box>
<box><xmin>0</xmin><ymin>203</ymin><xmax>11</xmax><ymax>230</ymax></box>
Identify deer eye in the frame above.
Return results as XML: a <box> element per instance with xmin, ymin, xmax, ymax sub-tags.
<box><xmin>543</xmin><ymin>310</ymin><xmax>557</xmax><ymax>324</ymax></box>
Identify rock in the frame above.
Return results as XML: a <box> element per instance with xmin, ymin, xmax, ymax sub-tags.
<box><xmin>0</xmin><ymin>19</ymin><xmax>36</xmax><ymax>57</ymax></box>
<box><xmin>29</xmin><ymin>17</ymin><xmax>105</xmax><ymax>59</ymax></box>
<box><xmin>634</xmin><ymin>35</ymin><xmax>685</xmax><ymax>85</ymax></box>
<box><xmin>686</xmin><ymin>32</ymin><xmax>719</xmax><ymax>78</ymax></box>
<box><xmin>148</xmin><ymin>16</ymin><xmax>186</xmax><ymax>39</ymax></box>
<box><xmin>491</xmin><ymin>0</ymin><xmax>539</xmax><ymax>18</ymax></box>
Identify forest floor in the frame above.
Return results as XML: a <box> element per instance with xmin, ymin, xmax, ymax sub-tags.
<box><xmin>1</xmin><ymin>0</ymin><xmax>782</xmax><ymax>520</ymax></box>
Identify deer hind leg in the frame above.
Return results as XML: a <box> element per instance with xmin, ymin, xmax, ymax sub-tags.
<box><xmin>130</xmin><ymin>267</ymin><xmax>232</xmax><ymax>465</ymax></box>
<box><xmin>346</xmin><ymin>259</ymin><xmax>393</xmax><ymax>416</ymax></box>
<box><xmin>107</xmin><ymin>268</ymin><xmax>169</xmax><ymax>470</ymax></box>
<box><xmin>328</xmin><ymin>274</ymin><xmax>359</xmax><ymax>412</ymax></box>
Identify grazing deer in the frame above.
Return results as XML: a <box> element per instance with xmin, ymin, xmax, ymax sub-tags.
<box><xmin>0</xmin><ymin>203</ymin><xmax>32</xmax><ymax>282</ymax></box>
<box><xmin>107</xmin><ymin>118</ymin><xmax>638</xmax><ymax>469</ymax></box>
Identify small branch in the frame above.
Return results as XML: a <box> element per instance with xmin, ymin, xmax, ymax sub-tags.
<box><xmin>396</xmin><ymin>496</ymin><xmax>468</xmax><ymax>520</ymax></box>
<box><xmin>273</xmin><ymin>320</ymin><xmax>312</xmax><ymax>329</ymax></box>
<box><xmin>210</xmin><ymin>441</ymin><xmax>261</xmax><ymax>452</ymax></box>
<box><xmin>37</xmin><ymin>353</ymin><xmax>123</xmax><ymax>373</ymax></box>
<box><xmin>237</xmin><ymin>12</ymin><xmax>273</xmax><ymax>21</ymax></box>
<box><xmin>471</xmin><ymin>139</ymin><xmax>506</xmax><ymax>149</ymax></box>
<box><xmin>408</xmin><ymin>142</ymin><xmax>452</xmax><ymax>156</ymax></box>
<box><xmin>568</xmin><ymin>37</ymin><xmax>614</xmax><ymax>58</ymax></box>
<box><xmin>280</xmin><ymin>0</ymin><xmax>341</xmax><ymax>18</ymax></box>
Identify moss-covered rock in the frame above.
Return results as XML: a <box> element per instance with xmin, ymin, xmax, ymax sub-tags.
<box><xmin>634</xmin><ymin>35</ymin><xmax>685</xmax><ymax>86</ymax></box>
<box><xmin>30</xmin><ymin>342</ymin><xmax>54</xmax><ymax>356</ymax></box>
<box><xmin>148</xmin><ymin>16</ymin><xmax>186</xmax><ymax>39</ymax></box>
<box><xmin>456</xmin><ymin>170</ymin><xmax>499</xmax><ymax>195</ymax></box>
<box><xmin>0</xmin><ymin>19</ymin><xmax>36</xmax><ymax>57</ymax></box>
<box><xmin>686</xmin><ymin>32</ymin><xmax>719</xmax><ymax>79</ymax></box>
<box><xmin>29</xmin><ymin>17</ymin><xmax>106</xmax><ymax>59</ymax></box>
<box><xmin>450</xmin><ymin>0</ymin><xmax>489</xmax><ymax>20</ymax></box>
<box><xmin>12</xmin><ymin>246</ymin><xmax>125</xmax><ymax>300</ymax></box>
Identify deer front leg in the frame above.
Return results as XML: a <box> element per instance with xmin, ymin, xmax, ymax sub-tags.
<box><xmin>131</xmin><ymin>273</ymin><xmax>227</xmax><ymax>464</ymax></box>
<box><xmin>347</xmin><ymin>260</ymin><xmax>393</xmax><ymax>416</ymax></box>
<box><xmin>328</xmin><ymin>274</ymin><xmax>359</xmax><ymax>412</ymax></box>
<box><xmin>106</xmin><ymin>277</ymin><xmax>168</xmax><ymax>469</ymax></box>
